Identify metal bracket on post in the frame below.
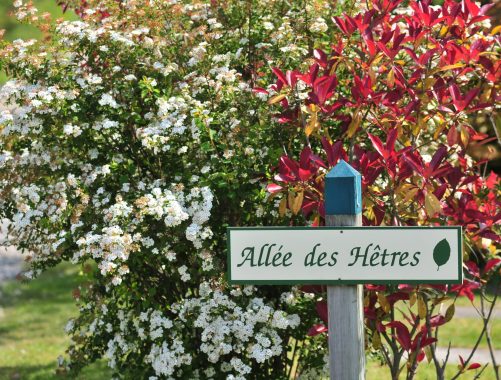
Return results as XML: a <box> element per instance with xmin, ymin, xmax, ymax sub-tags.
<box><xmin>325</xmin><ymin>160</ymin><xmax>365</xmax><ymax>380</ymax></box>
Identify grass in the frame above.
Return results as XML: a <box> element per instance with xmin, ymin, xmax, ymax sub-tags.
<box><xmin>438</xmin><ymin>314</ymin><xmax>501</xmax><ymax>349</ymax></box>
<box><xmin>367</xmin><ymin>360</ymin><xmax>497</xmax><ymax>380</ymax></box>
<box><xmin>454</xmin><ymin>291</ymin><xmax>501</xmax><ymax>310</ymax></box>
<box><xmin>0</xmin><ymin>263</ymin><xmax>111</xmax><ymax>380</ymax></box>
<box><xmin>0</xmin><ymin>263</ymin><xmax>498</xmax><ymax>379</ymax></box>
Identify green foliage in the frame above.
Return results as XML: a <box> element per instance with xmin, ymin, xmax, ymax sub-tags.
<box><xmin>0</xmin><ymin>0</ymin><xmax>76</xmax><ymax>83</ymax></box>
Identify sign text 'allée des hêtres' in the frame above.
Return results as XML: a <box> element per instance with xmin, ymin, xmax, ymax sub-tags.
<box><xmin>227</xmin><ymin>227</ymin><xmax>462</xmax><ymax>284</ymax></box>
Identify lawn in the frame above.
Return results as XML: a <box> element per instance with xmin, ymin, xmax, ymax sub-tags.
<box><xmin>1</xmin><ymin>262</ymin><xmax>498</xmax><ymax>379</ymax></box>
<box><xmin>0</xmin><ymin>263</ymin><xmax>111</xmax><ymax>380</ymax></box>
<box><xmin>367</xmin><ymin>360</ymin><xmax>496</xmax><ymax>380</ymax></box>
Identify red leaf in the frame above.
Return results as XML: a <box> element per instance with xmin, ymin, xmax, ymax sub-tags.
<box><xmin>309</xmin><ymin>153</ymin><xmax>327</xmax><ymax>168</ymax></box>
<box><xmin>366</xmin><ymin>284</ymin><xmax>386</xmax><ymax>291</ymax></box>
<box><xmin>447</xmin><ymin>126</ymin><xmax>458</xmax><ymax>146</ymax></box>
<box><xmin>429</xmin><ymin>315</ymin><xmax>446</xmax><ymax>327</ymax></box>
<box><xmin>449</xmin><ymin>84</ymin><xmax>462</xmax><ymax>111</ymax></box>
<box><xmin>386</xmin><ymin>321</ymin><xmax>411</xmax><ymax>351</ymax></box>
<box><xmin>420</xmin><ymin>337</ymin><xmax>437</xmax><ymax>349</ymax></box>
<box><xmin>468</xmin><ymin>363</ymin><xmax>482</xmax><ymax>370</ymax></box>
<box><xmin>279</xmin><ymin>155</ymin><xmax>299</xmax><ymax>179</ymax></box>
<box><xmin>272</xmin><ymin>67</ymin><xmax>288</xmax><ymax>87</ymax></box>
<box><xmin>332</xmin><ymin>16</ymin><xmax>348</xmax><ymax>34</ymax></box>
<box><xmin>486</xmin><ymin>171</ymin><xmax>498</xmax><ymax>190</ymax></box>
<box><xmin>299</xmin><ymin>147</ymin><xmax>313</xmax><ymax>169</ymax></box>
<box><xmin>463</xmin><ymin>0</ymin><xmax>480</xmax><ymax>17</ymax></box>
<box><xmin>462</xmin><ymin>88</ymin><xmax>479</xmax><ymax>111</ymax></box>
<box><xmin>286</xmin><ymin>70</ymin><xmax>299</xmax><ymax>87</ymax></box>
<box><xmin>362</xmin><ymin>29</ymin><xmax>377</xmax><ymax>56</ymax></box>
<box><xmin>307</xmin><ymin>324</ymin><xmax>328</xmax><ymax>336</ymax></box>
<box><xmin>298</xmin><ymin>64</ymin><xmax>319</xmax><ymax>86</ymax></box>
<box><xmin>368</xmin><ymin>133</ymin><xmax>387</xmax><ymax>159</ymax></box>
<box><xmin>322</xmin><ymin>138</ymin><xmax>345</xmax><ymax>166</ymax></box>
<box><xmin>433</xmin><ymin>183</ymin><xmax>448</xmax><ymax>200</ymax></box>
<box><xmin>417</xmin><ymin>350</ymin><xmax>426</xmax><ymax>362</ymax></box>
<box><xmin>301</xmin><ymin>200</ymin><xmax>318</xmax><ymax>216</ymax></box>
<box><xmin>429</xmin><ymin>146</ymin><xmax>448</xmax><ymax>172</ymax></box>
<box><xmin>386</xmin><ymin>292</ymin><xmax>409</xmax><ymax>305</ymax></box>
<box><xmin>313</xmin><ymin>49</ymin><xmax>328</xmax><ymax>67</ymax></box>
<box><xmin>386</xmin><ymin>128</ymin><xmax>398</xmax><ymax>154</ymax></box>
<box><xmin>299</xmin><ymin>168</ymin><xmax>313</xmax><ymax>181</ymax></box>
<box><xmin>300</xmin><ymin>285</ymin><xmax>325</xmax><ymax>294</ymax></box>
<box><xmin>484</xmin><ymin>258</ymin><xmax>501</xmax><ymax>273</ymax></box>
<box><xmin>266</xmin><ymin>183</ymin><xmax>283</xmax><ymax>193</ymax></box>
<box><xmin>253</xmin><ymin>87</ymin><xmax>269</xmax><ymax>95</ymax></box>
<box><xmin>402</xmin><ymin>152</ymin><xmax>424</xmax><ymax>175</ymax></box>
<box><xmin>465</xmin><ymin>260</ymin><xmax>480</xmax><ymax>278</ymax></box>
<box><xmin>450</xmin><ymin>279</ymin><xmax>481</xmax><ymax>302</ymax></box>
<box><xmin>314</xmin><ymin>75</ymin><xmax>337</xmax><ymax>105</ymax></box>
<box><xmin>316</xmin><ymin>301</ymin><xmax>328</xmax><ymax>323</ymax></box>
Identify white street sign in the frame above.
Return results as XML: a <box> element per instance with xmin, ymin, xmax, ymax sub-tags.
<box><xmin>227</xmin><ymin>226</ymin><xmax>462</xmax><ymax>284</ymax></box>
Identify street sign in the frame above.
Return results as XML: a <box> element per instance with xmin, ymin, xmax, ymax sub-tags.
<box><xmin>227</xmin><ymin>226</ymin><xmax>462</xmax><ymax>284</ymax></box>
<box><xmin>228</xmin><ymin>160</ymin><xmax>464</xmax><ymax>380</ymax></box>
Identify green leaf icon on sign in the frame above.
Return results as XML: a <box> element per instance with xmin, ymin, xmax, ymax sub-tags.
<box><xmin>433</xmin><ymin>239</ymin><xmax>451</xmax><ymax>271</ymax></box>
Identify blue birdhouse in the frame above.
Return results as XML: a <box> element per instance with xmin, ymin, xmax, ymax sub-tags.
<box><xmin>325</xmin><ymin>160</ymin><xmax>362</xmax><ymax>215</ymax></box>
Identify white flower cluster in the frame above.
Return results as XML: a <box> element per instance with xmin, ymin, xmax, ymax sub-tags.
<box><xmin>88</xmin><ymin>306</ymin><xmax>193</xmax><ymax>378</ymax></box>
<box><xmin>75</xmin><ymin>226</ymin><xmax>135</xmax><ymax>284</ymax></box>
<box><xmin>147</xmin><ymin>339</ymin><xmax>192</xmax><ymax>377</ymax></box>
<box><xmin>174</xmin><ymin>283</ymin><xmax>300</xmax><ymax>376</ymax></box>
<box><xmin>184</xmin><ymin>186</ymin><xmax>213</xmax><ymax>248</ymax></box>
<box><xmin>70</xmin><ymin>184</ymin><xmax>213</xmax><ymax>285</ymax></box>
<box><xmin>137</xmin><ymin>96</ymin><xmax>191</xmax><ymax>152</ymax></box>
<box><xmin>135</xmin><ymin>187</ymin><xmax>189</xmax><ymax>227</ymax></box>
<box><xmin>309</xmin><ymin>17</ymin><xmax>328</xmax><ymax>33</ymax></box>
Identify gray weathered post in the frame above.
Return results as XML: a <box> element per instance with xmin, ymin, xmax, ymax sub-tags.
<box><xmin>325</xmin><ymin>160</ymin><xmax>365</xmax><ymax>380</ymax></box>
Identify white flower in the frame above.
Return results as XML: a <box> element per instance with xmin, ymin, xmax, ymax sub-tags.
<box><xmin>98</xmin><ymin>93</ymin><xmax>119</xmax><ymax>108</ymax></box>
<box><xmin>244</xmin><ymin>147</ymin><xmax>254</xmax><ymax>155</ymax></box>
<box><xmin>309</xmin><ymin>17</ymin><xmax>328</xmax><ymax>33</ymax></box>
<box><xmin>65</xmin><ymin>319</ymin><xmax>75</xmax><ymax>333</ymax></box>
<box><xmin>177</xmin><ymin>146</ymin><xmax>188</xmax><ymax>154</ymax></box>
<box><xmin>165</xmin><ymin>251</ymin><xmax>176</xmax><ymax>261</ymax></box>
<box><xmin>63</xmin><ymin>124</ymin><xmax>74</xmax><ymax>135</ymax></box>
<box><xmin>178</xmin><ymin>265</ymin><xmax>191</xmax><ymax>282</ymax></box>
<box><xmin>263</xmin><ymin>22</ymin><xmax>274</xmax><ymax>30</ymax></box>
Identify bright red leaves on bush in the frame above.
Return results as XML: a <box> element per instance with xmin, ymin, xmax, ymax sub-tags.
<box><xmin>260</xmin><ymin>0</ymin><xmax>500</xmax><ymax>363</ymax></box>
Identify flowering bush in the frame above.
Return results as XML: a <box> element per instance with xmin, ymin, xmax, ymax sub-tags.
<box><xmin>0</xmin><ymin>0</ymin><xmax>345</xmax><ymax>378</ymax></box>
<box><xmin>0</xmin><ymin>0</ymin><xmax>499</xmax><ymax>379</ymax></box>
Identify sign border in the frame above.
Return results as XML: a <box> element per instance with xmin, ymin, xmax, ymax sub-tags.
<box><xmin>227</xmin><ymin>226</ymin><xmax>463</xmax><ymax>285</ymax></box>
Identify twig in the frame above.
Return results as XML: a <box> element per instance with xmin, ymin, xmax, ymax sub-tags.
<box><xmin>450</xmin><ymin>281</ymin><xmax>500</xmax><ymax>380</ymax></box>
<box><xmin>473</xmin><ymin>363</ymin><xmax>489</xmax><ymax>379</ymax></box>
<box><xmin>481</xmin><ymin>282</ymin><xmax>500</xmax><ymax>380</ymax></box>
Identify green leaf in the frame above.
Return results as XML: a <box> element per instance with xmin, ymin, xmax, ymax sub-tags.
<box><xmin>433</xmin><ymin>238</ymin><xmax>451</xmax><ymax>270</ymax></box>
<box><xmin>445</xmin><ymin>303</ymin><xmax>455</xmax><ymax>322</ymax></box>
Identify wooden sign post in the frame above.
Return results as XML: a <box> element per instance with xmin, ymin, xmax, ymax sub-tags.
<box><xmin>325</xmin><ymin>160</ymin><xmax>365</xmax><ymax>380</ymax></box>
<box><xmin>227</xmin><ymin>160</ymin><xmax>462</xmax><ymax>380</ymax></box>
